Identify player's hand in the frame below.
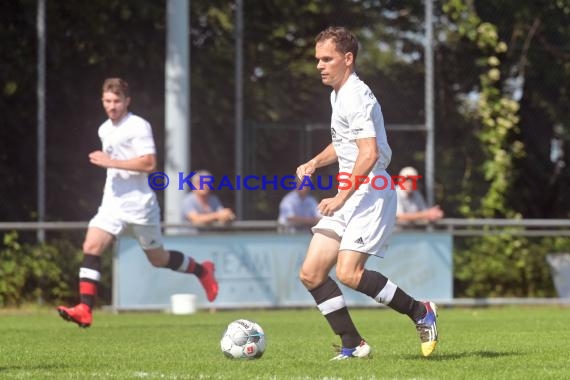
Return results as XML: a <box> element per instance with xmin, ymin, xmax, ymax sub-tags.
<box><xmin>89</xmin><ymin>150</ymin><xmax>112</xmax><ymax>168</ymax></box>
<box><xmin>296</xmin><ymin>160</ymin><xmax>317</xmax><ymax>181</ymax></box>
<box><xmin>317</xmin><ymin>196</ymin><xmax>345</xmax><ymax>217</ymax></box>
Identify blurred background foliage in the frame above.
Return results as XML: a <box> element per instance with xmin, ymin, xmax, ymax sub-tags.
<box><xmin>1</xmin><ymin>0</ymin><xmax>569</xmax><ymax>301</ymax></box>
<box><xmin>1</xmin><ymin>0</ymin><xmax>568</xmax><ymax>222</ymax></box>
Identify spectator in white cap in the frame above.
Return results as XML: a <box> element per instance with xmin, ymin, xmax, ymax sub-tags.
<box><xmin>396</xmin><ymin>166</ymin><xmax>444</xmax><ymax>223</ymax></box>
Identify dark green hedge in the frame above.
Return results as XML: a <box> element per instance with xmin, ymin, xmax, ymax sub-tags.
<box><xmin>0</xmin><ymin>232</ymin><xmax>112</xmax><ymax>307</ymax></box>
<box><xmin>454</xmin><ymin>233</ymin><xmax>570</xmax><ymax>297</ymax></box>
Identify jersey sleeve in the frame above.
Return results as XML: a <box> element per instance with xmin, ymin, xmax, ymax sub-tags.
<box><xmin>132</xmin><ymin>120</ymin><xmax>157</xmax><ymax>157</ymax></box>
<box><xmin>345</xmin><ymin>88</ymin><xmax>379</xmax><ymax>140</ymax></box>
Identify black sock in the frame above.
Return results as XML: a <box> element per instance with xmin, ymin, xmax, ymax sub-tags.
<box><xmin>390</xmin><ymin>288</ymin><xmax>426</xmax><ymax>322</ymax></box>
<box><xmin>356</xmin><ymin>269</ymin><xmax>426</xmax><ymax>322</ymax></box>
<box><xmin>166</xmin><ymin>250</ymin><xmax>184</xmax><ymax>269</ymax></box>
<box><xmin>167</xmin><ymin>250</ymin><xmax>204</xmax><ymax>277</ymax></box>
<box><xmin>186</xmin><ymin>257</ymin><xmax>204</xmax><ymax>277</ymax></box>
<box><xmin>79</xmin><ymin>254</ymin><xmax>101</xmax><ymax>310</ymax></box>
<box><xmin>309</xmin><ymin>276</ymin><xmax>362</xmax><ymax>348</ymax></box>
<box><xmin>355</xmin><ymin>269</ymin><xmax>388</xmax><ymax>298</ymax></box>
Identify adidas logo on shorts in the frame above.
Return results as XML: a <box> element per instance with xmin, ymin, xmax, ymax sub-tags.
<box><xmin>354</xmin><ymin>237</ymin><xmax>365</xmax><ymax>245</ymax></box>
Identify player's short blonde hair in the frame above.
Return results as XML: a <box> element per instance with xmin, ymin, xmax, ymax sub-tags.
<box><xmin>102</xmin><ymin>78</ymin><xmax>130</xmax><ymax>98</ymax></box>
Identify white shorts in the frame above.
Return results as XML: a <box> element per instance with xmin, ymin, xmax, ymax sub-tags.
<box><xmin>312</xmin><ymin>186</ymin><xmax>397</xmax><ymax>257</ymax></box>
<box><xmin>88</xmin><ymin>209</ymin><xmax>163</xmax><ymax>250</ymax></box>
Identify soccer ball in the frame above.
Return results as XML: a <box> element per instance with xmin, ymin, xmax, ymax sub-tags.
<box><xmin>220</xmin><ymin>319</ymin><xmax>266</xmax><ymax>359</ymax></box>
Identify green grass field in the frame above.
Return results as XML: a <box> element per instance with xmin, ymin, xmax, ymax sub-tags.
<box><xmin>0</xmin><ymin>305</ymin><xmax>568</xmax><ymax>379</ymax></box>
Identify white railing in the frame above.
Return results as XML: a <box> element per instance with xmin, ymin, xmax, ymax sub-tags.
<box><xmin>1</xmin><ymin>219</ymin><xmax>570</xmax><ymax>236</ymax></box>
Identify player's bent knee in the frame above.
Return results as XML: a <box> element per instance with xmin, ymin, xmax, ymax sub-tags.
<box><xmin>299</xmin><ymin>268</ymin><xmax>327</xmax><ymax>290</ymax></box>
<box><xmin>143</xmin><ymin>248</ymin><xmax>169</xmax><ymax>268</ymax></box>
<box><xmin>147</xmin><ymin>258</ymin><xmax>163</xmax><ymax>268</ymax></box>
<box><xmin>82</xmin><ymin>242</ymin><xmax>105</xmax><ymax>255</ymax></box>
<box><xmin>298</xmin><ymin>269</ymin><xmax>309</xmax><ymax>286</ymax></box>
<box><xmin>335</xmin><ymin>267</ymin><xmax>359</xmax><ymax>289</ymax></box>
<box><xmin>145</xmin><ymin>253</ymin><xmax>165</xmax><ymax>268</ymax></box>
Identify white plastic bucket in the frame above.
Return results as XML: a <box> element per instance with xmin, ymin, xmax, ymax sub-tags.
<box><xmin>170</xmin><ymin>293</ymin><xmax>197</xmax><ymax>314</ymax></box>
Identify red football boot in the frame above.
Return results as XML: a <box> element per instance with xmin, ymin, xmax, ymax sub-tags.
<box><xmin>57</xmin><ymin>303</ymin><xmax>92</xmax><ymax>328</ymax></box>
<box><xmin>198</xmin><ymin>261</ymin><xmax>219</xmax><ymax>302</ymax></box>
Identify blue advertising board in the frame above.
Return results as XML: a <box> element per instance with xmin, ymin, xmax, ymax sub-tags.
<box><xmin>113</xmin><ymin>232</ymin><xmax>452</xmax><ymax>310</ymax></box>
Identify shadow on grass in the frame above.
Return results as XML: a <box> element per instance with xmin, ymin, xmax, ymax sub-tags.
<box><xmin>403</xmin><ymin>350</ymin><xmax>521</xmax><ymax>361</ymax></box>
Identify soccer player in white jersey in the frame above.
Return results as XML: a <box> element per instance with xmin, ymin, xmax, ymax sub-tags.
<box><xmin>296</xmin><ymin>27</ymin><xmax>438</xmax><ymax>359</ymax></box>
<box><xmin>57</xmin><ymin>78</ymin><xmax>218</xmax><ymax>328</ymax></box>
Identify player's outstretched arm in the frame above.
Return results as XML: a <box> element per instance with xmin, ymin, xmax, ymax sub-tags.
<box><xmin>296</xmin><ymin>143</ymin><xmax>338</xmax><ymax>180</ymax></box>
<box><xmin>89</xmin><ymin>151</ymin><xmax>156</xmax><ymax>173</ymax></box>
<box><xmin>335</xmin><ymin>137</ymin><xmax>378</xmax><ymax>203</ymax></box>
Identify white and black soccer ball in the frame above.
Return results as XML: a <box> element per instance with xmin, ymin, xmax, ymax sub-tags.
<box><xmin>220</xmin><ymin>319</ymin><xmax>266</xmax><ymax>359</ymax></box>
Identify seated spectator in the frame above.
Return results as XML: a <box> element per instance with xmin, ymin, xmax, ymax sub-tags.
<box><xmin>396</xmin><ymin>166</ymin><xmax>444</xmax><ymax>223</ymax></box>
<box><xmin>278</xmin><ymin>183</ymin><xmax>321</xmax><ymax>233</ymax></box>
<box><xmin>181</xmin><ymin>170</ymin><xmax>235</xmax><ymax>226</ymax></box>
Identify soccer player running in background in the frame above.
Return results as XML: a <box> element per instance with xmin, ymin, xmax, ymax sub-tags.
<box><xmin>296</xmin><ymin>27</ymin><xmax>438</xmax><ymax>360</ymax></box>
<box><xmin>57</xmin><ymin>78</ymin><xmax>218</xmax><ymax>328</ymax></box>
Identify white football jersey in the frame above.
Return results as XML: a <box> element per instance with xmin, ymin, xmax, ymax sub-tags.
<box><xmin>97</xmin><ymin>112</ymin><xmax>159</xmax><ymax>224</ymax></box>
<box><xmin>313</xmin><ymin>73</ymin><xmax>396</xmax><ymax>257</ymax></box>
<box><xmin>329</xmin><ymin>73</ymin><xmax>392</xmax><ymax>174</ymax></box>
